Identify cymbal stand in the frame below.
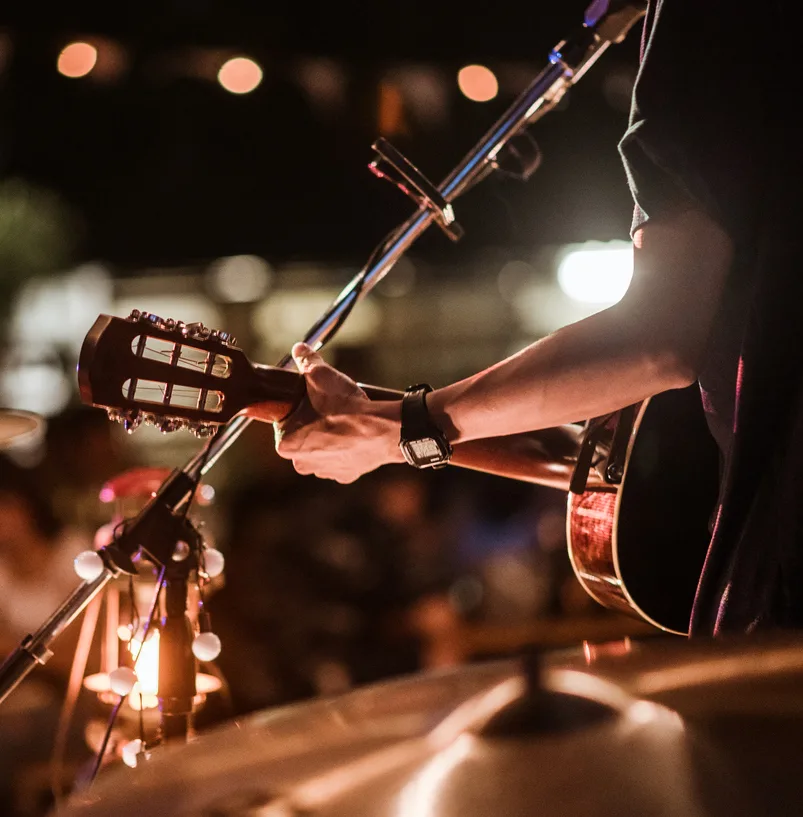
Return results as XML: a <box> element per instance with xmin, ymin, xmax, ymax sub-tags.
<box><xmin>0</xmin><ymin>0</ymin><xmax>646</xmax><ymax>728</ymax></box>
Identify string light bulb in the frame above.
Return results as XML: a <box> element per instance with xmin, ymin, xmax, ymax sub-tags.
<box><xmin>202</xmin><ymin>547</ymin><xmax>225</xmax><ymax>578</ymax></box>
<box><xmin>109</xmin><ymin>666</ymin><xmax>138</xmax><ymax>696</ymax></box>
<box><xmin>192</xmin><ymin>632</ymin><xmax>221</xmax><ymax>662</ymax></box>
<box><xmin>122</xmin><ymin>739</ymin><xmax>150</xmax><ymax>769</ymax></box>
<box><xmin>74</xmin><ymin>550</ymin><xmax>105</xmax><ymax>581</ymax></box>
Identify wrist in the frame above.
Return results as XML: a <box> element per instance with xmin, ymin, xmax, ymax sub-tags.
<box><xmin>399</xmin><ymin>385</ymin><xmax>454</xmax><ymax>469</ymax></box>
<box><xmin>367</xmin><ymin>400</ymin><xmax>406</xmax><ymax>464</ymax></box>
<box><xmin>421</xmin><ymin>388</ymin><xmax>460</xmax><ymax>444</ymax></box>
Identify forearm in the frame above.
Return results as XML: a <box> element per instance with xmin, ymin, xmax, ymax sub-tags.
<box><xmin>275</xmin><ymin>209</ymin><xmax>732</xmax><ymax>485</ymax></box>
<box><xmin>427</xmin><ymin>303</ymin><xmax>691</xmax><ymax>445</ymax></box>
<box><xmin>428</xmin><ymin>209</ymin><xmax>733</xmax><ymax>444</ymax></box>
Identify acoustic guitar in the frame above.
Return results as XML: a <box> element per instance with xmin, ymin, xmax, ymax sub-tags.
<box><xmin>78</xmin><ymin>311</ymin><xmax>720</xmax><ymax>634</ymax></box>
<box><xmin>566</xmin><ymin>387</ymin><xmax>720</xmax><ymax>635</ymax></box>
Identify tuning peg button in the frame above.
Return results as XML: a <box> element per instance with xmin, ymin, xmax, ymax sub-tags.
<box><xmin>184</xmin><ymin>322</ymin><xmax>211</xmax><ymax>341</ymax></box>
<box><xmin>212</xmin><ymin>330</ymin><xmax>236</xmax><ymax>346</ymax></box>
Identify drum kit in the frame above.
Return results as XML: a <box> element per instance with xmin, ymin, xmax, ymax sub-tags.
<box><xmin>52</xmin><ymin>632</ymin><xmax>803</xmax><ymax>817</ymax></box>
<box><xmin>0</xmin><ymin>407</ymin><xmax>44</xmax><ymax>451</ymax></box>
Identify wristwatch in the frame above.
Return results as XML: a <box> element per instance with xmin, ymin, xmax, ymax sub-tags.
<box><xmin>399</xmin><ymin>384</ymin><xmax>453</xmax><ymax>469</ymax></box>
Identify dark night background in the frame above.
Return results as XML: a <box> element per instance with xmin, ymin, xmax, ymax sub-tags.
<box><xmin>0</xmin><ymin>1</ymin><xmax>641</xmax><ymax>275</ymax></box>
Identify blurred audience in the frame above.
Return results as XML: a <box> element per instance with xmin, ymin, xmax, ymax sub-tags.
<box><xmin>0</xmin><ymin>452</ymin><xmax>95</xmax><ymax>816</ymax></box>
<box><xmin>0</xmin><ymin>452</ymin><xmax>91</xmax><ymax>674</ymax></box>
<box><xmin>37</xmin><ymin>405</ymin><xmax>129</xmax><ymax>537</ymax></box>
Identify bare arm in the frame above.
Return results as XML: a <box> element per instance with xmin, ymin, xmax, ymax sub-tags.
<box><xmin>427</xmin><ymin>209</ymin><xmax>732</xmax><ymax>441</ymax></box>
<box><xmin>271</xmin><ymin>208</ymin><xmax>733</xmax><ymax>483</ymax></box>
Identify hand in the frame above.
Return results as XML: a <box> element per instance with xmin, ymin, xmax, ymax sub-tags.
<box><xmin>274</xmin><ymin>343</ymin><xmax>404</xmax><ymax>483</ymax></box>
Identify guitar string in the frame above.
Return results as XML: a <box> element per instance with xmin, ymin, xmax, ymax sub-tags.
<box><xmin>129</xmin><ymin>339</ymin><xmax>226</xmax><ymax>408</ymax></box>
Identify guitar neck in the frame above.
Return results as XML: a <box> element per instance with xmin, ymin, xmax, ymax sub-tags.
<box><xmin>250</xmin><ymin>364</ymin><xmax>402</xmax><ymax>423</ymax></box>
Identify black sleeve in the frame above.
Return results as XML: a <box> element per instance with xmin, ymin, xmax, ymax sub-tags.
<box><xmin>618</xmin><ymin>0</ymin><xmax>763</xmax><ymax>242</ymax></box>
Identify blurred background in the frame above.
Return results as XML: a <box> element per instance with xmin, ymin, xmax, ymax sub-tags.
<box><xmin>0</xmin><ymin>3</ymin><xmax>654</xmax><ymax>814</ymax></box>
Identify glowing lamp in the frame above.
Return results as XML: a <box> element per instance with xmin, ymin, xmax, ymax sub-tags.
<box><xmin>218</xmin><ymin>57</ymin><xmax>263</xmax><ymax>94</ymax></box>
<box><xmin>58</xmin><ymin>42</ymin><xmax>97</xmax><ymax>78</ymax></box>
<box><xmin>457</xmin><ymin>64</ymin><xmax>498</xmax><ymax>102</ymax></box>
<box><xmin>82</xmin><ymin>466</ymin><xmax>223</xmax><ymax>757</ymax></box>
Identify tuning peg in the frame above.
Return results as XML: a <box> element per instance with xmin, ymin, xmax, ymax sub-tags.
<box><xmin>106</xmin><ymin>408</ymin><xmax>123</xmax><ymax>423</ymax></box>
<box><xmin>120</xmin><ymin>409</ymin><xmax>142</xmax><ymax>434</ymax></box>
<box><xmin>144</xmin><ymin>313</ymin><xmax>166</xmax><ymax>329</ymax></box>
<box><xmin>188</xmin><ymin>422</ymin><xmax>216</xmax><ymax>439</ymax></box>
<box><xmin>211</xmin><ymin>330</ymin><xmax>237</xmax><ymax>347</ymax></box>
<box><xmin>157</xmin><ymin>419</ymin><xmax>183</xmax><ymax>434</ymax></box>
<box><xmin>127</xmin><ymin>309</ymin><xmax>142</xmax><ymax>322</ymax></box>
<box><xmin>123</xmin><ymin>413</ymin><xmax>142</xmax><ymax>433</ymax></box>
<box><xmin>183</xmin><ymin>322</ymin><xmax>211</xmax><ymax>341</ymax></box>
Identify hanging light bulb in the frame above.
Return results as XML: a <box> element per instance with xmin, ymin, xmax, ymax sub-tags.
<box><xmin>121</xmin><ymin>738</ymin><xmax>150</xmax><ymax>768</ymax></box>
<box><xmin>109</xmin><ymin>666</ymin><xmax>137</xmax><ymax>696</ymax></box>
<box><xmin>192</xmin><ymin>632</ymin><xmax>221</xmax><ymax>662</ymax></box>
<box><xmin>74</xmin><ymin>550</ymin><xmax>106</xmax><ymax>581</ymax></box>
<box><xmin>202</xmin><ymin>547</ymin><xmax>225</xmax><ymax>578</ymax></box>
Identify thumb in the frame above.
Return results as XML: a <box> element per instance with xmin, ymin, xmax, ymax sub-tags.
<box><xmin>292</xmin><ymin>342</ymin><xmax>322</xmax><ymax>373</ymax></box>
<box><xmin>291</xmin><ymin>342</ymin><xmax>364</xmax><ymax>413</ymax></box>
<box><xmin>290</xmin><ymin>341</ymin><xmax>339</xmax><ymax>412</ymax></box>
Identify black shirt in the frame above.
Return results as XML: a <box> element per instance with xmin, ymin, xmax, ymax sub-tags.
<box><xmin>619</xmin><ymin>0</ymin><xmax>803</xmax><ymax>633</ymax></box>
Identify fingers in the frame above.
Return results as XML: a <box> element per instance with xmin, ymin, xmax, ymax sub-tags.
<box><xmin>291</xmin><ymin>342</ymin><xmax>321</xmax><ymax>373</ymax></box>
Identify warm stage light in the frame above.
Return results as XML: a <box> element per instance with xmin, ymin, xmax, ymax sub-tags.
<box><xmin>557</xmin><ymin>241</ymin><xmax>633</xmax><ymax>304</ymax></box>
<box><xmin>58</xmin><ymin>42</ymin><xmax>98</xmax><ymax>78</ymax></box>
<box><xmin>218</xmin><ymin>57</ymin><xmax>263</xmax><ymax>94</ymax></box>
<box><xmin>457</xmin><ymin>64</ymin><xmax>498</xmax><ymax>102</ymax></box>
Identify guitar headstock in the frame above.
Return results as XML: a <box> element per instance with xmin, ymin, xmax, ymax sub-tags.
<box><xmin>78</xmin><ymin>310</ymin><xmax>251</xmax><ymax>436</ymax></box>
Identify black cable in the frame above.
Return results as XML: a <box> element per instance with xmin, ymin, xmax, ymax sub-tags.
<box><xmin>128</xmin><ymin>574</ymin><xmax>140</xmax><ymax>636</ymax></box>
<box><xmin>86</xmin><ymin>697</ymin><xmax>125</xmax><ymax>784</ymax></box>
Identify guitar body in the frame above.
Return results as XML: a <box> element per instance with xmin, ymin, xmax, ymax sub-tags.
<box><xmin>567</xmin><ymin>385</ymin><xmax>721</xmax><ymax>635</ymax></box>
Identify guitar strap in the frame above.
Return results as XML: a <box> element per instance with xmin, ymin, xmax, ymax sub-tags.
<box><xmin>569</xmin><ymin>413</ymin><xmax>614</xmax><ymax>494</ymax></box>
<box><xmin>569</xmin><ymin>404</ymin><xmax>639</xmax><ymax>494</ymax></box>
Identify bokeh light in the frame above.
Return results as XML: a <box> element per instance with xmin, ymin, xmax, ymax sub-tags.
<box><xmin>557</xmin><ymin>241</ymin><xmax>633</xmax><ymax>304</ymax></box>
<box><xmin>57</xmin><ymin>42</ymin><xmax>98</xmax><ymax>78</ymax></box>
<box><xmin>457</xmin><ymin>64</ymin><xmax>498</xmax><ymax>102</ymax></box>
<box><xmin>217</xmin><ymin>56</ymin><xmax>263</xmax><ymax>94</ymax></box>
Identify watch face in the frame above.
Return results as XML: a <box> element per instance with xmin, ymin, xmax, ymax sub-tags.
<box><xmin>402</xmin><ymin>436</ymin><xmax>450</xmax><ymax>468</ymax></box>
<box><xmin>409</xmin><ymin>438</ymin><xmax>443</xmax><ymax>460</ymax></box>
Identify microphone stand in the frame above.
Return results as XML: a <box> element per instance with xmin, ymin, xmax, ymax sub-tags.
<box><xmin>0</xmin><ymin>0</ymin><xmax>647</xmax><ymax>740</ymax></box>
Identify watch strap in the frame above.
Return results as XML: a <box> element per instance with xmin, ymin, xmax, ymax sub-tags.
<box><xmin>400</xmin><ymin>384</ymin><xmax>452</xmax><ymax>468</ymax></box>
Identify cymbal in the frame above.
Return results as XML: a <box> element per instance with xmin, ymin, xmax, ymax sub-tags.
<box><xmin>0</xmin><ymin>409</ymin><xmax>44</xmax><ymax>449</ymax></box>
<box><xmin>57</xmin><ymin>633</ymin><xmax>803</xmax><ymax>817</ymax></box>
